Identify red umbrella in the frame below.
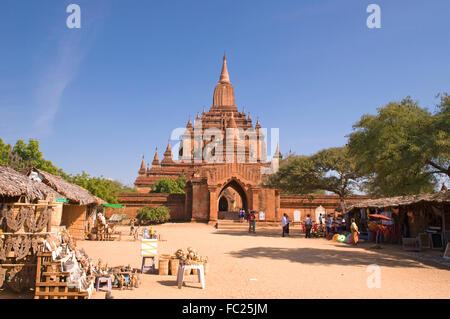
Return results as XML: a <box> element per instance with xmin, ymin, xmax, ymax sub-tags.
<box><xmin>369</xmin><ymin>214</ymin><xmax>392</xmax><ymax>221</ymax></box>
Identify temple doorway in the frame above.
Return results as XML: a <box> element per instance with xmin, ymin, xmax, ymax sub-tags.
<box><xmin>218</xmin><ymin>196</ymin><xmax>229</xmax><ymax>212</ymax></box>
<box><xmin>218</xmin><ymin>179</ymin><xmax>248</xmax><ymax>220</ymax></box>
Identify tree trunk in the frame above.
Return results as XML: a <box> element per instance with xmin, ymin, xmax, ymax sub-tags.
<box><xmin>340</xmin><ymin>197</ymin><xmax>347</xmax><ymax>215</ymax></box>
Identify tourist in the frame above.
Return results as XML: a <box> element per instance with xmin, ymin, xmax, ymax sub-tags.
<box><xmin>350</xmin><ymin>218</ymin><xmax>360</xmax><ymax>246</ymax></box>
<box><xmin>248</xmin><ymin>211</ymin><xmax>256</xmax><ymax>233</ymax></box>
<box><xmin>319</xmin><ymin>213</ymin><xmax>323</xmax><ymax>226</ymax></box>
<box><xmin>305</xmin><ymin>214</ymin><xmax>312</xmax><ymax>238</ymax></box>
<box><xmin>239</xmin><ymin>209</ymin><xmax>245</xmax><ymax>223</ymax></box>
<box><xmin>135</xmin><ymin>226</ymin><xmax>141</xmax><ymax>240</ymax></box>
<box><xmin>326</xmin><ymin>215</ymin><xmax>333</xmax><ymax>235</ymax></box>
<box><xmin>281</xmin><ymin>213</ymin><xmax>290</xmax><ymax>237</ymax></box>
<box><xmin>334</xmin><ymin>216</ymin><xmax>342</xmax><ymax>233</ymax></box>
<box><xmin>130</xmin><ymin>223</ymin><xmax>135</xmax><ymax>236</ymax></box>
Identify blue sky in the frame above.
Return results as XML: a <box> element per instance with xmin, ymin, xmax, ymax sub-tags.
<box><xmin>1</xmin><ymin>0</ymin><xmax>449</xmax><ymax>186</ymax></box>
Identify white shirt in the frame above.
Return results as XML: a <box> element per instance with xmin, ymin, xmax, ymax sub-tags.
<box><xmin>281</xmin><ymin>216</ymin><xmax>289</xmax><ymax>227</ymax></box>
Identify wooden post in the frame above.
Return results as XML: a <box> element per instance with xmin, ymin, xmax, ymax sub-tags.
<box><xmin>47</xmin><ymin>205</ymin><xmax>53</xmax><ymax>233</ymax></box>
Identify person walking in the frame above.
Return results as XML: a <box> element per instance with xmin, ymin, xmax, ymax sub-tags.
<box><xmin>350</xmin><ymin>218</ymin><xmax>360</xmax><ymax>245</ymax></box>
<box><xmin>326</xmin><ymin>215</ymin><xmax>332</xmax><ymax>235</ymax></box>
<box><xmin>305</xmin><ymin>214</ymin><xmax>312</xmax><ymax>238</ymax></box>
<box><xmin>281</xmin><ymin>213</ymin><xmax>290</xmax><ymax>237</ymax></box>
<box><xmin>248</xmin><ymin>211</ymin><xmax>256</xmax><ymax>233</ymax></box>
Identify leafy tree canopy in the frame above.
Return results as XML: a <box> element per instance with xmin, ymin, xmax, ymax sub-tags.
<box><xmin>348</xmin><ymin>95</ymin><xmax>449</xmax><ymax>196</ymax></box>
<box><xmin>263</xmin><ymin>147</ymin><xmax>361</xmax><ymax>211</ymax></box>
<box><xmin>0</xmin><ymin>138</ymin><xmax>136</xmax><ymax>203</ymax></box>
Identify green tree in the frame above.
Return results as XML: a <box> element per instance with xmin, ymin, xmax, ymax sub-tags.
<box><xmin>348</xmin><ymin>96</ymin><xmax>448</xmax><ymax>196</ymax></box>
<box><xmin>263</xmin><ymin>154</ymin><xmax>319</xmax><ymax>194</ymax></box>
<box><xmin>150</xmin><ymin>174</ymin><xmax>186</xmax><ymax>194</ymax></box>
<box><xmin>0</xmin><ymin>138</ymin><xmax>136</xmax><ymax>203</ymax></box>
<box><xmin>67</xmin><ymin>172</ymin><xmax>136</xmax><ymax>204</ymax></box>
<box><xmin>0</xmin><ymin>138</ymin><xmax>11</xmax><ymax>166</ymax></box>
<box><xmin>263</xmin><ymin>148</ymin><xmax>361</xmax><ymax>212</ymax></box>
<box><xmin>311</xmin><ymin>146</ymin><xmax>362</xmax><ymax>213</ymax></box>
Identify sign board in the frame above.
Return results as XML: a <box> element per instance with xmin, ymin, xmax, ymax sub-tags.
<box><xmin>141</xmin><ymin>239</ymin><xmax>158</xmax><ymax>257</ymax></box>
<box><xmin>294</xmin><ymin>211</ymin><xmax>301</xmax><ymax>222</ymax></box>
<box><xmin>259</xmin><ymin>211</ymin><xmax>265</xmax><ymax>221</ymax></box>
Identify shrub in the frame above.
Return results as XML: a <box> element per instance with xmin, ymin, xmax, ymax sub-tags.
<box><xmin>136</xmin><ymin>206</ymin><xmax>170</xmax><ymax>225</ymax></box>
<box><xmin>150</xmin><ymin>174</ymin><xmax>186</xmax><ymax>194</ymax></box>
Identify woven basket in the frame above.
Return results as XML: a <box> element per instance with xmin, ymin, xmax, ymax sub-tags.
<box><xmin>169</xmin><ymin>257</ymin><xmax>179</xmax><ymax>276</ymax></box>
<box><xmin>158</xmin><ymin>258</ymin><xmax>169</xmax><ymax>275</ymax></box>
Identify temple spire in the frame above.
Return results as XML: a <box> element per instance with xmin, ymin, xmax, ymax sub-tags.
<box><xmin>212</xmin><ymin>54</ymin><xmax>236</xmax><ymax>108</ymax></box>
<box><xmin>138</xmin><ymin>155</ymin><xmax>146</xmax><ymax>175</ymax></box>
<box><xmin>162</xmin><ymin>140</ymin><xmax>174</xmax><ymax>164</ymax></box>
<box><xmin>152</xmin><ymin>147</ymin><xmax>160</xmax><ymax>167</ymax></box>
<box><xmin>186</xmin><ymin>116</ymin><xmax>193</xmax><ymax>129</ymax></box>
<box><xmin>274</xmin><ymin>143</ymin><xmax>282</xmax><ymax>159</ymax></box>
<box><xmin>228</xmin><ymin>113</ymin><xmax>237</xmax><ymax>128</ymax></box>
<box><xmin>219</xmin><ymin>54</ymin><xmax>230</xmax><ymax>83</ymax></box>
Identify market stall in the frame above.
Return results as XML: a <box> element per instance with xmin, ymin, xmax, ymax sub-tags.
<box><xmin>0</xmin><ymin>165</ymin><xmax>64</xmax><ymax>293</ymax></box>
<box><xmin>347</xmin><ymin>190</ymin><xmax>450</xmax><ymax>251</ymax></box>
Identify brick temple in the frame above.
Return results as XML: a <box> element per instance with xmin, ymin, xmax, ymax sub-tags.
<box><xmin>119</xmin><ymin>55</ymin><xmax>369</xmax><ymax>222</ymax></box>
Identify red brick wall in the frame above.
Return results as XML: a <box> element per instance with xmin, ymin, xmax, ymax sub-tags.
<box><xmin>118</xmin><ymin>193</ymin><xmax>187</xmax><ymax>221</ymax></box>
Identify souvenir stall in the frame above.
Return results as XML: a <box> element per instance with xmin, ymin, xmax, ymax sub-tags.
<box><xmin>34</xmin><ymin>229</ymin><xmax>96</xmax><ymax>299</ymax></box>
<box><xmin>347</xmin><ymin>190</ymin><xmax>449</xmax><ymax>251</ymax></box>
<box><xmin>86</xmin><ymin>204</ymin><xmax>124</xmax><ymax>241</ymax></box>
<box><xmin>27</xmin><ymin>168</ymin><xmax>106</xmax><ymax>240</ymax></box>
<box><xmin>0</xmin><ymin>165</ymin><xmax>64</xmax><ymax>293</ymax></box>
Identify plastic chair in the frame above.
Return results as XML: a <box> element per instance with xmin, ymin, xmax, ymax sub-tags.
<box><xmin>177</xmin><ymin>264</ymin><xmax>205</xmax><ymax>289</ymax></box>
<box><xmin>96</xmin><ymin>276</ymin><xmax>112</xmax><ymax>292</ymax></box>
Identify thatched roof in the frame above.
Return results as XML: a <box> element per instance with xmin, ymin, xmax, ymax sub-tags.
<box><xmin>347</xmin><ymin>190</ymin><xmax>450</xmax><ymax>213</ymax></box>
<box><xmin>30</xmin><ymin>168</ymin><xmax>101</xmax><ymax>206</ymax></box>
<box><xmin>0</xmin><ymin>165</ymin><xmax>62</xmax><ymax>202</ymax></box>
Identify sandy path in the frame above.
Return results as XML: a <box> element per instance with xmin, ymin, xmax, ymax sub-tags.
<box><xmin>73</xmin><ymin>223</ymin><xmax>450</xmax><ymax>299</ymax></box>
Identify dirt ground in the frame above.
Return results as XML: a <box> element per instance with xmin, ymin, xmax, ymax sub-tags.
<box><xmin>2</xmin><ymin>222</ymin><xmax>450</xmax><ymax>299</ymax></box>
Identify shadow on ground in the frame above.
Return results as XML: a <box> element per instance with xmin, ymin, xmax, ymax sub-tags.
<box><xmin>157</xmin><ymin>280</ymin><xmax>203</xmax><ymax>289</ymax></box>
<box><xmin>228</xmin><ymin>245</ymin><xmax>450</xmax><ymax>270</ymax></box>
<box><xmin>213</xmin><ymin>229</ymin><xmax>305</xmax><ymax>238</ymax></box>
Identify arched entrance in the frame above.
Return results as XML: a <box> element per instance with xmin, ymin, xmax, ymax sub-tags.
<box><xmin>217</xmin><ymin>179</ymin><xmax>248</xmax><ymax>220</ymax></box>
